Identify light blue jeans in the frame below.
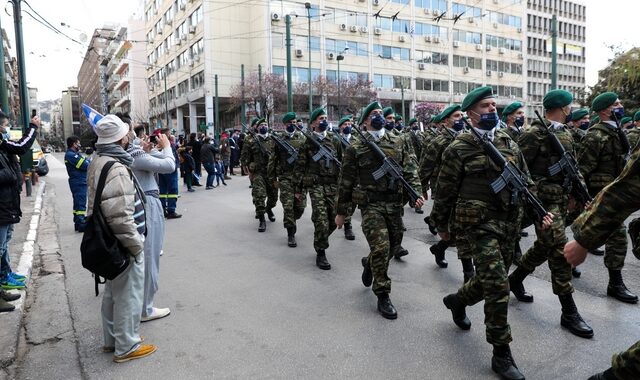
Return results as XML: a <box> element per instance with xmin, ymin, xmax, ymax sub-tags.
<box><xmin>0</xmin><ymin>224</ymin><xmax>14</xmax><ymax>281</ymax></box>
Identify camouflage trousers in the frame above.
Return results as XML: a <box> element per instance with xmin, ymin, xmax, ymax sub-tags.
<box><xmin>603</xmin><ymin>223</ymin><xmax>628</xmax><ymax>271</ymax></box>
<box><xmin>278</xmin><ymin>177</ymin><xmax>306</xmax><ymax>229</ymax></box>
<box><xmin>612</xmin><ymin>340</ymin><xmax>640</xmax><ymax>380</ymax></box>
<box><xmin>629</xmin><ymin>217</ymin><xmax>640</xmax><ymax>259</ymax></box>
<box><xmin>308</xmin><ymin>183</ymin><xmax>337</xmax><ymax>251</ymax></box>
<box><xmin>453</xmin><ymin>230</ymin><xmax>473</xmax><ymax>260</ymax></box>
<box><xmin>361</xmin><ymin>202</ymin><xmax>404</xmax><ymax>295</ymax></box>
<box><xmin>519</xmin><ymin>201</ymin><xmax>573</xmax><ymax>295</ymax></box>
<box><xmin>252</xmin><ymin>173</ymin><xmax>278</xmax><ymax>218</ymax></box>
<box><xmin>457</xmin><ymin>221</ymin><xmax>513</xmax><ymax>346</ymax></box>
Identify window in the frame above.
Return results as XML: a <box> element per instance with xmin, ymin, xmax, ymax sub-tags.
<box><xmin>452</xmin><ymin>81</ymin><xmax>482</xmax><ymax>94</ymax></box>
<box><xmin>177</xmin><ymin>51</ymin><xmax>189</xmax><ymax>68</ymax></box>
<box><xmin>189</xmin><ymin>6</ymin><xmax>203</xmax><ymax>26</ymax></box>
<box><xmin>374</xmin><ymin>74</ymin><xmax>393</xmax><ymax>89</ymax></box>
<box><xmin>191</xmin><ymin>71</ymin><xmax>204</xmax><ymax>89</ymax></box>
<box><xmin>373</xmin><ymin>44</ymin><xmax>410</xmax><ymax>60</ymax></box>
<box><xmin>190</xmin><ymin>39</ymin><xmax>204</xmax><ymax>58</ymax></box>
<box><xmin>393</xmin><ymin>76</ymin><xmax>410</xmax><ymax>89</ymax></box>
<box><xmin>488</xmin><ymin>11</ymin><xmax>522</xmax><ymax>28</ymax></box>
<box><xmin>272</xmin><ymin>32</ymin><xmax>284</xmax><ymax>48</ymax></box>
<box><xmin>415</xmin><ymin>78</ymin><xmax>449</xmax><ymax>92</ymax></box>
<box><xmin>453</xmin><ymin>55</ymin><xmax>481</xmax><ymax>69</ymax></box>
<box><xmin>178</xmin><ymin>79</ymin><xmax>189</xmax><ymax>96</ymax></box>
<box><xmin>452</xmin><ymin>2</ymin><xmax>481</xmax><ymax>18</ymax></box>
<box><xmin>414</xmin><ymin>0</ymin><xmax>447</xmax><ymax>12</ymax></box>
<box><xmin>486</xmin><ymin>35</ymin><xmax>522</xmax><ymax>51</ymax></box>
<box><xmin>415</xmin><ymin>22</ymin><xmax>447</xmax><ymax>40</ymax></box>
<box><xmin>453</xmin><ymin>29</ymin><xmax>481</xmax><ymax>44</ymax></box>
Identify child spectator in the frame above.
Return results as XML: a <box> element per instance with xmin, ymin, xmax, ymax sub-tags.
<box><xmin>213</xmin><ymin>154</ymin><xmax>227</xmax><ymax>187</ymax></box>
<box><xmin>179</xmin><ymin>147</ymin><xmax>196</xmax><ymax>192</ymax></box>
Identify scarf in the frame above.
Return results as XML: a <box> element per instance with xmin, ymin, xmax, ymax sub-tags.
<box><xmin>127</xmin><ymin>142</ymin><xmax>147</xmax><ymax>160</ymax></box>
<box><xmin>96</xmin><ymin>143</ymin><xmax>134</xmax><ymax>167</ymax></box>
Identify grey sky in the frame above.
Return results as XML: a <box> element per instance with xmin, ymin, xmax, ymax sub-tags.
<box><xmin>2</xmin><ymin>0</ymin><xmax>637</xmax><ymax>101</ymax></box>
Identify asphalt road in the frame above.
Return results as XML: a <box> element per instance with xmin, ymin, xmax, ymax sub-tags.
<box><xmin>42</xmin><ymin>152</ymin><xmax>640</xmax><ymax>379</ymax></box>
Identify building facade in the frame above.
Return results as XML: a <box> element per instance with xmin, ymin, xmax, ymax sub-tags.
<box><xmin>61</xmin><ymin>86</ymin><xmax>81</xmax><ymax>139</ymax></box>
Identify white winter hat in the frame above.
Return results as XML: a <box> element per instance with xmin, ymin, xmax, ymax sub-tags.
<box><xmin>95</xmin><ymin>114</ymin><xmax>129</xmax><ymax>144</ymax></box>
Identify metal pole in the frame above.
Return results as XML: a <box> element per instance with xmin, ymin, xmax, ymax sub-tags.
<box><xmin>337</xmin><ymin>57</ymin><xmax>341</xmax><ymax>116</ymax></box>
<box><xmin>240</xmin><ymin>64</ymin><xmax>246</xmax><ymax>131</ymax></box>
<box><xmin>258</xmin><ymin>64</ymin><xmax>263</xmax><ymax>118</ymax></box>
<box><xmin>551</xmin><ymin>14</ymin><xmax>558</xmax><ymax>90</ymax></box>
<box><xmin>214</xmin><ymin>74</ymin><xmax>219</xmax><ymax>137</ymax></box>
<box><xmin>164</xmin><ymin>72</ymin><xmax>169</xmax><ymax>129</ymax></box>
<box><xmin>0</xmin><ymin>16</ymin><xmax>9</xmax><ymax>114</ymax></box>
<box><xmin>285</xmin><ymin>15</ymin><xmax>293</xmax><ymax>112</ymax></box>
<box><xmin>305</xmin><ymin>3</ymin><xmax>312</xmax><ymax>117</ymax></box>
<box><xmin>401</xmin><ymin>83</ymin><xmax>405</xmax><ymax>122</ymax></box>
<box><xmin>12</xmin><ymin>0</ymin><xmax>32</xmax><ymax>174</ymax></box>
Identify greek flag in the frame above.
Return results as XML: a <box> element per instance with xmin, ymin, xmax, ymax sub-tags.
<box><xmin>81</xmin><ymin>104</ymin><xmax>103</xmax><ymax>130</ymax></box>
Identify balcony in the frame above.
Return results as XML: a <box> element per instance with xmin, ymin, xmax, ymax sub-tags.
<box><xmin>115</xmin><ymin>94</ymin><xmax>130</xmax><ymax>109</ymax></box>
<box><xmin>109</xmin><ymin>93</ymin><xmax>122</xmax><ymax>106</ymax></box>
<box><xmin>107</xmin><ymin>74</ymin><xmax>121</xmax><ymax>91</ymax></box>
<box><xmin>115</xmin><ymin>58</ymin><xmax>130</xmax><ymax>75</ymax></box>
<box><xmin>115</xmin><ymin>76</ymin><xmax>130</xmax><ymax>91</ymax></box>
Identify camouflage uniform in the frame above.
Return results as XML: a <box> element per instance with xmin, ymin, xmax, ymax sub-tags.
<box><xmin>419</xmin><ymin>131</ymin><xmax>454</xmax><ymax>195</ymax></box>
<box><xmin>627</xmin><ymin>128</ymin><xmax>640</xmax><ymax>152</ymax></box>
<box><xmin>267</xmin><ymin>131</ymin><xmax>307</xmax><ymax>229</ymax></box>
<box><xmin>337</xmin><ymin>130</ymin><xmax>421</xmax><ymax>295</ymax></box>
<box><xmin>577</xmin><ymin>122</ymin><xmax>629</xmax><ymax>271</ymax></box>
<box><xmin>295</xmin><ymin>131</ymin><xmax>342</xmax><ymax>251</ymax></box>
<box><xmin>241</xmin><ymin>133</ymin><xmax>278</xmax><ymax>218</ymax></box>
<box><xmin>572</xmin><ymin>149</ymin><xmax>640</xmax><ymax>379</ymax></box>
<box><xmin>431</xmin><ymin>131</ymin><xmax>532</xmax><ymax>346</ymax></box>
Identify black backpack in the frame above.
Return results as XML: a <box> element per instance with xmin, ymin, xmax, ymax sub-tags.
<box><xmin>80</xmin><ymin>160</ymin><xmax>130</xmax><ymax>295</ymax></box>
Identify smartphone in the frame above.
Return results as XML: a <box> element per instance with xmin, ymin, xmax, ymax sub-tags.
<box><xmin>31</xmin><ymin>109</ymin><xmax>36</xmax><ymax>118</ymax></box>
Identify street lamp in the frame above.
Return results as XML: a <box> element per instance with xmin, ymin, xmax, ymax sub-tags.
<box><xmin>336</xmin><ymin>45</ymin><xmax>348</xmax><ymax>116</ymax></box>
<box><xmin>305</xmin><ymin>2</ymin><xmax>312</xmax><ymax>118</ymax></box>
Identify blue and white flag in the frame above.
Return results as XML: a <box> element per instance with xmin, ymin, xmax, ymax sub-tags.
<box><xmin>82</xmin><ymin>104</ymin><xmax>104</xmax><ymax>130</ymax></box>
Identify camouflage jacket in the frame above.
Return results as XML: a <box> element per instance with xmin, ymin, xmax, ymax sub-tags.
<box><xmin>577</xmin><ymin>122</ymin><xmax>628</xmax><ymax>192</ymax></box>
<box><xmin>294</xmin><ymin>131</ymin><xmax>343</xmax><ymax>186</ymax></box>
<box><xmin>336</xmin><ymin>130</ymin><xmax>422</xmax><ymax>215</ymax></box>
<box><xmin>240</xmin><ymin>133</ymin><xmax>274</xmax><ymax>175</ymax></box>
<box><xmin>419</xmin><ymin>131</ymin><xmax>455</xmax><ymax>194</ymax></box>
<box><xmin>627</xmin><ymin>128</ymin><xmax>640</xmax><ymax>152</ymax></box>
<box><xmin>267</xmin><ymin>131</ymin><xmax>306</xmax><ymax>181</ymax></box>
<box><xmin>405</xmin><ymin>130</ymin><xmax>425</xmax><ymax>160</ymax></box>
<box><xmin>573</xmin><ymin>149</ymin><xmax>640</xmax><ymax>250</ymax></box>
<box><xmin>431</xmin><ymin>130</ymin><xmax>532</xmax><ymax>233</ymax></box>
<box><xmin>569</xmin><ymin>127</ymin><xmax>587</xmax><ymax>153</ymax></box>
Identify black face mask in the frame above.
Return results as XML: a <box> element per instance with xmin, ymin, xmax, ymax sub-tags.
<box><xmin>384</xmin><ymin>121</ymin><xmax>395</xmax><ymax>131</ymax></box>
<box><xmin>452</xmin><ymin>120</ymin><xmax>465</xmax><ymax>132</ymax></box>
<box><xmin>612</xmin><ymin>107</ymin><xmax>625</xmax><ymax>121</ymax></box>
<box><xmin>258</xmin><ymin>126</ymin><xmax>268</xmax><ymax>135</ymax></box>
<box><xmin>411</xmin><ymin>125</ymin><xmax>419</xmax><ymax>131</ymax></box>
<box><xmin>318</xmin><ymin>120</ymin><xmax>329</xmax><ymax>132</ymax></box>
<box><xmin>286</xmin><ymin>124</ymin><xmax>296</xmax><ymax>133</ymax></box>
<box><xmin>370</xmin><ymin>114</ymin><xmax>385</xmax><ymax>131</ymax></box>
<box><xmin>514</xmin><ymin>116</ymin><xmax>525</xmax><ymax>128</ymax></box>
<box><xmin>395</xmin><ymin>123</ymin><xmax>403</xmax><ymax>131</ymax></box>
<box><xmin>478</xmin><ymin>112</ymin><xmax>499</xmax><ymax>131</ymax></box>
<box><xmin>579</xmin><ymin>121</ymin><xmax>589</xmax><ymax>130</ymax></box>
<box><xmin>342</xmin><ymin>126</ymin><xmax>352</xmax><ymax>135</ymax></box>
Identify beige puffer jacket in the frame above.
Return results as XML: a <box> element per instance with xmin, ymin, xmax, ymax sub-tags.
<box><xmin>86</xmin><ymin>155</ymin><xmax>145</xmax><ymax>256</ymax></box>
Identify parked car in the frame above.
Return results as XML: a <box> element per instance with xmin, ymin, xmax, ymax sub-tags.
<box><xmin>32</xmin><ymin>140</ymin><xmax>48</xmax><ymax>176</ymax></box>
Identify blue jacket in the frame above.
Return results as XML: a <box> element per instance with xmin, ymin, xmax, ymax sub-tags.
<box><xmin>64</xmin><ymin>149</ymin><xmax>90</xmax><ymax>184</ymax></box>
<box><xmin>213</xmin><ymin>161</ymin><xmax>225</xmax><ymax>175</ymax></box>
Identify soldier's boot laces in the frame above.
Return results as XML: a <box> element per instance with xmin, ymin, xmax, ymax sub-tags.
<box><xmin>559</xmin><ymin>293</ymin><xmax>594</xmax><ymax>339</ymax></box>
<box><xmin>508</xmin><ymin>267</ymin><xmax>534</xmax><ymax>303</ymax></box>
<box><xmin>607</xmin><ymin>269</ymin><xmax>639</xmax><ymax>304</ymax></box>
<box><xmin>461</xmin><ymin>258</ymin><xmax>475</xmax><ymax>284</ymax></box>
<box><xmin>258</xmin><ymin>215</ymin><xmax>267</xmax><ymax>233</ymax></box>
<box><xmin>430</xmin><ymin>240</ymin><xmax>448</xmax><ymax>268</ymax></box>
<box><xmin>443</xmin><ymin>294</ymin><xmax>471</xmax><ymax>330</ymax></box>
<box><xmin>587</xmin><ymin>368</ymin><xmax>618</xmax><ymax>380</ymax></box>
<box><xmin>491</xmin><ymin>345</ymin><xmax>525</xmax><ymax>380</ymax></box>
<box><xmin>361</xmin><ymin>257</ymin><xmax>372</xmax><ymax>287</ymax></box>
<box><xmin>376</xmin><ymin>293</ymin><xmax>397</xmax><ymax>320</ymax></box>
<box><xmin>316</xmin><ymin>250</ymin><xmax>331</xmax><ymax>270</ymax></box>
<box><xmin>423</xmin><ymin>216</ymin><xmax>437</xmax><ymax>235</ymax></box>
<box><xmin>266</xmin><ymin>209</ymin><xmax>276</xmax><ymax>222</ymax></box>
<box><xmin>344</xmin><ymin>222</ymin><xmax>355</xmax><ymax>241</ymax></box>
<box><xmin>287</xmin><ymin>227</ymin><xmax>297</xmax><ymax>248</ymax></box>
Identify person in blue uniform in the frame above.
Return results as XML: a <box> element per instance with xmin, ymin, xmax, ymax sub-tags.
<box><xmin>64</xmin><ymin>136</ymin><xmax>90</xmax><ymax>231</ymax></box>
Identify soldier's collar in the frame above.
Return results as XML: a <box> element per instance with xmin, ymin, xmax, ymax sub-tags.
<box><xmin>549</xmin><ymin>120</ymin><xmax>565</xmax><ymax>131</ymax></box>
<box><xmin>314</xmin><ymin>131</ymin><xmax>327</xmax><ymax>139</ymax></box>
<box><xmin>368</xmin><ymin>128</ymin><xmax>385</xmax><ymax>141</ymax></box>
<box><xmin>259</xmin><ymin>132</ymin><xmax>269</xmax><ymax>138</ymax></box>
<box><xmin>602</xmin><ymin>120</ymin><xmax>618</xmax><ymax>130</ymax></box>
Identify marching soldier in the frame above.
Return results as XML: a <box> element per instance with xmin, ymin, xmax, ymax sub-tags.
<box><xmin>568</xmin><ymin>109</ymin><xmax>590</xmax><ymax>152</ymax></box>
<box><xmin>627</xmin><ymin>111</ymin><xmax>640</xmax><ymax>150</ymax></box>
<box><xmin>267</xmin><ymin>112</ymin><xmax>306</xmax><ymax>247</ymax></box>
<box><xmin>507</xmin><ymin>89</ymin><xmax>594</xmax><ymax>339</ymax></box>
<box><xmin>406</xmin><ymin>117</ymin><xmax>425</xmax><ymax>215</ymax></box>
<box><xmin>335</xmin><ymin>101</ymin><xmax>424</xmax><ymax>319</ymax></box>
<box><xmin>295</xmin><ymin>108</ymin><xmax>342</xmax><ymax>270</ymax></box>
<box><xmin>501</xmin><ymin>101</ymin><xmax>526</xmax><ymax>141</ymax></box>
<box><xmin>434</xmin><ymin>87</ymin><xmax>552</xmax><ymax>380</ymax></box>
<box><xmin>241</xmin><ymin>117</ymin><xmax>278</xmax><ymax>232</ymax></box>
<box><xmin>621</xmin><ymin>117</ymin><xmax>633</xmax><ymax>131</ymax></box>
<box><xmin>337</xmin><ymin>115</ymin><xmax>356</xmax><ymax>241</ymax></box>
<box><xmin>577</xmin><ymin>92</ymin><xmax>638</xmax><ymax>304</ymax></box>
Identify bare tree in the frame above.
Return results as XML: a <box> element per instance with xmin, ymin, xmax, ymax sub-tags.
<box><xmin>414</xmin><ymin>102</ymin><xmax>443</xmax><ymax>123</ymax></box>
<box><xmin>228</xmin><ymin>72</ymin><xmax>288</xmax><ymax>124</ymax></box>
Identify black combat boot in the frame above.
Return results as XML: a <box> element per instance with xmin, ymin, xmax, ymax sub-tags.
<box><xmin>572</xmin><ymin>266</ymin><xmax>582</xmax><ymax>278</ymax></box>
<box><xmin>587</xmin><ymin>368</ymin><xmax>618</xmax><ymax>380</ymax></box>
<box><xmin>461</xmin><ymin>258</ymin><xmax>475</xmax><ymax>283</ymax></box>
<box><xmin>361</xmin><ymin>257</ymin><xmax>372</xmax><ymax>287</ymax></box>
<box><xmin>287</xmin><ymin>227</ymin><xmax>297</xmax><ymax>247</ymax></box>
<box><xmin>512</xmin><ymin>243</ymin><xmax>522</xmax><ymax>266</ymax></box>
<box><xmin>392</xmin><ymin>245</ymin><xmax>409</xmax><ymax>259</ymax></box>
<box><xmin>414</xmin><ymin>206</ymin><xmax>424</xmax><ymax>214</ymax></box>
<box><xmin>316</xmin><ymin>250</ymin><xmax>331</xmax><ymax>270</ymax></box>
<box><xmin>266</xmin><ymin>209</ymin><xmax>276</xmax><ymax>222</ymax></box>
<box><xmin>430</xmin><ymin>240</ymin><xmax>448</xmax><ymax>268</ymax></box>
<box><xmin>376</xmin><ymin>293</ymin><xmax>397</xmax><ymax>320</ymax></box>
<box><xmin>629</xmin><ymin>218</ymin><xmax>640</xmax><ymax>259</ymax></box>
<box><xmin>344</xmin><ymin>222</ymin><xmax>355</xmax><ymax>241</ymax></box>
<box><xmin>559</xmin><ymin>293</ymin><xmax>594</xmax><ymax>338</ymax></box>
<box><xmin>607</xmin><ymin>269</ymin><xmax>639</xmax><ymax>303</ymax></box>
<box><xmin>491</xmin><ymin>345</ymin><xmax>525</xmax><ymax>380</ymax></box>
<box><xmin>508</xmin><ymin>267</ymin><xmax>534</xmax><ymax>303</ymax></box>
<box><xmin>423</xmin><ymin>216</ymin><xmax>437</xmax><ymax>235</ymax></box>
<box><xmin>590</xmin><ymin>247</ymin><xmax>604</xmax><ymax>256</ymax></box>
<box><xmin>258</xmin><ymin>215</ymin><xmax>267</xmax><ymax>232</ymax></box>
<box><xmin>442</xmin><ymin>294</ymin><xmax>471</xmax><ymax>330</ymax></box>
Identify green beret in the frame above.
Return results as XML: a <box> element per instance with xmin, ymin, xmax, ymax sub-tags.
<box><xmin>432</xmin><ymin>113</ymin><xmax>442</xmax><ymax>123</ymax></box>
<box><xmin>591</xmin><ymin>92</ymin><xmax>618</xmax><ymax>112</ymax></box>
<box><xmin>543</xmin><ymin>89</ymin><xmax>573</xmax><ymax>110</ymax></box>
<box><xmin>250</xmin><ymin>117</ymin><xmax>260</xmax><ymax>128</ymax></box>
<box><xmin>394</xmin><ymin>114</ymin><xmax>403</xmax><ymax>122</ymax></box>
<box><xmin>621</xmin><ymin>117</ymin><xmax>632</xmax><ymax>125</ymax></box>
<box><xmin>440</xmin><ymin>104</ymin><xmax>462</xmax><ymax>120</ymax></box>
<box><xmin>634</xmin><ymin>111</ymin><xmax>640</xmax><ymax>122</ymax></box>
<box><xmin>408</xmin><ymin>118</ymin><xmax>418</xmax><ymax>125</ymax></box>
<box><xmin>589</xmin><ymin>115</ymin><xmax>600</xmax><ymax>126</ymax></box>
<box><xmin>383</xmin><ymin>107</ymin><xmax>394</xmax><ymax>118</ymax></box>
<box><xmin>570</xmin><ymin>109</ymin><xmax>589</xmax><ymax>122</ymax></box>
<box><xmin>255</xmin><ymin>118</ymin><xmax>266</xmax><ymax>127</ymax></box>
<box><xmin>282</xmin><ymin>112</ymin><xmax>296</xmax><ymax>124</ymax></box>
<box><xmin>309</xmin><ymin>108</ymin><xmax>326</xmax><ymax>122</ymax></box>
<box><xmin>501</xmin><ymin>102</ymin><xmax>523</xmax><ymax>121</ymax></box>
<box><xmin>338</xmin><ymin>116</ymin><xmax>352</xmax><ymax>127</ymax></box>
<box><xmin>359</xmin><ymin>101</ymin><xmax>383</xmax><ymax>125</ymax></box>
<box><xmin>461</xmin><ymin>86</ymin><xmax>494</xmax><ymax>112</ymax></box>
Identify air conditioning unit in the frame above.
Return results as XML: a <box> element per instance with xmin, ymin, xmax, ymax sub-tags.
<box><xmin>425</xmin><ymin>36</ymin><xmax>432</xmax><ymax>42</ymax></box>
<box><xmin>433</xmin><ymin>36</ymin><xmax>440</xmax><ymax>43</ymax></box>
<box><xmin>499</xmin><ymin>47</ymin><xmax>506</xmax><ymax>54</ymax></box>
<box><xmin>463</xmin><ymin>66</ymin><xmax>470</xmax><ymax>73</ymax></box>
<box><xmin>360</xmin><ymin>26</ymin><xmax>368</xmax><ymax>33</ymax></box>
<box><xmin>350</xmin><ymin>25</ymin><xmax>358</xmax><ymax>32</ymax></box>
<box><xmin>147</xmin><ymin>37</ymin><xmax>154</xmax><ymax>44</ymax></box>
<box><xmin>453</xmin><ymin>41</ymin><xmax>460</xmax><ymax>47</ymax></box>
<box><xmin>398</xmin><ymin>35</ymin><xmax>406</xmax><ymax>42</ymax></box>
<box><xmin>424</xmin><ymin>8</ymin><xmax>432</xmax><ymax>15</ymax></box>
<box><xmin>181</xmin><ymin>34</ymin><xmax>187</xmax><ymax>41</ymax></box>
<box><xmin>340</xmin><ymin>23</ymin><xmax>347</xmax><ymax>31</ymax></box>
<box><xmin>179</xmin><ymin>3</ymin><xmax>186</xmax><ymax>10</ymax></box>
<box><xmin>486</xmin><ymin>70</ymin><xmax>492</xmax><ymax>76</ymax></box>
<box><xmin>498</xmin><ymin>71</ymin><xmax>505</xmax><ymax>77</ymax></box>
<box><xmin>373</xmin><ymin>0</ymin><xmax>380</xmax><ymax>5</ymax></box>
<box><xmin>194</xmin><ymin>54</ymin><xmax>200</xmax><ymax>62</ymax></box>
<box><xmin>176</xmin><ymin>39</ymin><xmax>182</xmax><ymax>46</ymax></box>
<box><xmin>271</xmin><ymin>12</ymin><xmax>280</xmax><ymax>21</ymax></box>
<box><xmin>518</xmin><ymin>52</ymin><xmax>524</xmax><ymax>59</ymax></box>
<box><xmin>486</xmin><ymin>45</ymin><xmax>492</xmax><ymax>51</ymax></box>
<box><xmin>493</xmin><ymin>22</ymin><xmax>498</xmax><ymax>28</ymax></box>
<box><xmin>374</xmin><ymin>27</ymin><xmax>382</xmax><ymax>35</ymax></box>
<box><xmin>432</xmin><ymin>9</ymin><xmax>439</xmax><ymax>15</ymax></box>
<box><xmin>158</xmin><ymin>29</ymin><xmax>163</xmax><ymax>34</ymax></box>
<box><xmin>517</xmin><ymin>27</ymin><xmax>522</xmax><ymax>33</ymax></box>
<box><xmin>475</xmin><ymin>44</ymin><xmax>482</xmax><ymax>51</ymax></box>
<box><xmin>468</xmin><ymin>17</ymin><xmax>474</xmax><ymax>23</ymax></box>
<box><xmin>295</xmin><ymin>49</ymin><xmax>303</xmax><ymax>57</ymax></box>
<box><xmin>327</xmin><ymin>52</ymin><xmax>335</xmax><ymax>60</ymax></box>
<box><xmin>189</xmin><ymin>26</ymin><xmax>196</xmax><ymax>34</ymax></box>
<box><xmin>188</xmin><ymin>60</ymin><xmax>194</xmax><ymax>67</ymax></box>
<box><xmin>418</xmin><ymin>63</ymin><xmax>425</xmax><ymax>70</ymax></box>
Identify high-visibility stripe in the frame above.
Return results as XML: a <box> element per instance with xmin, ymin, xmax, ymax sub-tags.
<box><xmin>159</xmin><ymin>194</ymin><xmax>168</xmax><ymax>199</ymax></box>
<box><xmin>75</xmin><ymin>157</ymin><xmax>85</xmax><ymax>169</ymax></box>
<box><xmin>166</xmin><ymin>194</ymin><xmax>179</xmax><ymax>198</ymax></box>
<box><xmin>73</xmin><ymin>210</ymin><xmax>87</xmax><ymax>215</ymax></box>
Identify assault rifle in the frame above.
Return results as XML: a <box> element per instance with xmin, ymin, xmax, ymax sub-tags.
<box><xmin>296</xmin><ymin>126</ymin><xmax>342</xmax><ymax>169</ymax></box>
<box><xmin>271</xmin><ymin>133</ymin><xmax>299</xmax><ymax>164</ymax></box>
<box><xmin>337</xmin><ymin>133</ymin><xmax>351</xmax><ymax>148</ymax></box>
<box><xmin>533</xmin><ymin>111</ymin><xmax>592</xmax><ymax>204</ymax></box>
<box><xmin>243</xmin><ymin>124</ymin><xmax>271</xmax><ymax>158</ymax></box>
<box><xmin>352</xmin><ymin>126</ymin><xmax>421</xmax><ymax>205</ymax></box>
<box><xmin>462</xmin><ymin>119</ymin><xmax>548</xmax><ymax>222</ymax></box>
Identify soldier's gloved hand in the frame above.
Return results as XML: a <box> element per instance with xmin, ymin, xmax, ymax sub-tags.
<box><xmin>438</xmin><ymin>231</ymin><xmax>450</xmax><ymax>241</ymax></box>
<box><xmin>563</xmin><ymin>240</ymin><xmax>588</xmax><ymax>266</ymax></box>
<box><xmin>414</xmin><ymin>196</ymin><xmax>425</xmax><ymax>209</ymax></box>
<box><xmin>335</xmin><ymin>214</ymin><xmax>345</xmax><ymax>229</ymax></box>
<box><xmin>540</xmin><ymin>212</ymin><xmax>554</xmax><ymax>230</ymax></box>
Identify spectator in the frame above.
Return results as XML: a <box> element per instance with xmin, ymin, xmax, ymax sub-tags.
<box><xmin>179</xmin><ymin>147</ymin><xmax>196</xmax><ymax>192</ymax></box>
<box><xmin>219</xmin><ymin>132</ymin><xmax>232</xmax><ymax>180</ymax></box>
<box><xmin>229</xmin><ymin>130</ymin><xmax>240</xmax><ymax>175</ymax></box>
<box><xmin>64</xmin><ymin>136</ymin><xmax>91</xmax><ymax>232</ymax></box>
<box><xmin>200</xmin><ymin>137</ymin><xmax>219</xmax><ymax>190</ymax></box>
<box><xmin>213</xmin><ymin>154</ymin><xmax>227</xmax><ymax>187</ymax></box>
<box><xmin>158</xmin><ymin>128</ymin><xmax>181</xmax><ymax>219</ymax></box>
<box><xmin>187</xmin><ymin>133</ymin><xmax>203</xmax><ymax>186</ymax></box>
<box><xmin>238</xmin><ymin>132</ymin><xmax>247</xmax><ymax>176</ymax></box>
<box><xmin>0</xmin><ymin>112</ymin><xmax>38</xmax><ymax>312</ymax></box>
<box><xmin>88</xmin><ymin>114</ymin><xmax>156</xmax><ymax>362</ymax></box>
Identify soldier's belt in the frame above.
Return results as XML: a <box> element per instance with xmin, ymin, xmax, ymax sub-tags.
<box><xmin>365</xmin><ymin>192</ymin><xmax>402</xmax><ymax>203</ymax></box>
<box><xmin>314</xmin><ymin>176</ymin><xmax>337</xmax><ymax>185</ymax></box>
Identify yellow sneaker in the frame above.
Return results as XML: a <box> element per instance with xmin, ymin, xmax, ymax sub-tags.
<box><xmin>113</xmin><ymin>344</ymin><xmax>157</xmax><ymax>363</ymax></box>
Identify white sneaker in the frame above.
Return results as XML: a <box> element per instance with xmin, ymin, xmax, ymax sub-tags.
<box><xmin>160</xmin><ymin>250</ymin><xmax>164</xmax><ymax>256</ymax></box>
<box><xmin>141</xmin><ymin>307</ymin><xmax>171</xmax><ymax>322</ymax></box>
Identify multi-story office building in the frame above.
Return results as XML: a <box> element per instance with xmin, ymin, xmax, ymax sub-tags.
<box><xmin>61</xmin><ymin>86</ymin><xmax>81</xmax><ymax>139</ymax></box>
<box><xmin>144</xmin><ymin>0</ymin><xmax>584</xmax><ymax>133</ymax></box>
<box><xmin>525</xmin><ymin>0</ymin><xmax>586</xmax><ymax>117</ymax></box>
<box><xmin>2</xmin><ymin>28</ymin><xmax>20</xmax><ymax>119</ymax></box>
